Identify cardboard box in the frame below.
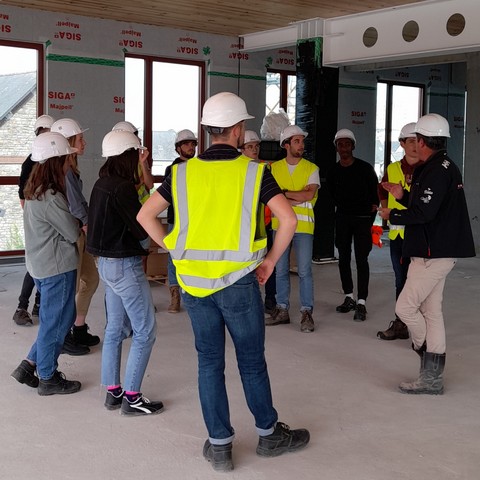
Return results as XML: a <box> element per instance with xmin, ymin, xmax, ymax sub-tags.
<box><xmin>147</xmin><ymin>240</ymin><xmax>168</xmax><ymax>277</ymax></box>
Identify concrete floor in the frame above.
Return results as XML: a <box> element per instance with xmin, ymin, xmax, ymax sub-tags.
<box><xmin>1</xmin><ymin>243</ymin><xmax>480</xmax><ymax>480</ymax></box>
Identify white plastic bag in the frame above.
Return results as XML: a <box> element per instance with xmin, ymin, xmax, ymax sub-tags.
<box><xmin>260</xmin><ymin>108</ymin><xmax>290</xmax><ymax>141</ymax></box>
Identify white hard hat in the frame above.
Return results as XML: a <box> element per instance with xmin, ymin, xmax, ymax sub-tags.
<box><xmin>399</xmin><ymin>122</ymin><xmax>417</xmax><ymax>140</ymax></box>
<box><xmin>175</xmin><ymin>129</ymin><xmax>197</xmax><ymax>145</ymax></box>
<box><xmin>334</xmin><ymin>128</ymin><xmax>356</xmax><ymax>145</ymax></box>
<box><xmin>102</xmin><ymin>130</ymin><xmax>146</xmax><ymax>157</ymax></box>
<box><xmin>51</xmin><ymin>118</ymin><xmax>88</xmax><ymax>139</ymax></box>
<box><xmin>34</xmin><ymin>114</ymin><xmax>55</xmax><ymax>133</ymax></box>
<box><xmin>280</xmin><ymin>125</ymin><xmax>308</xmax><ymax>147</ymax></box>
<box><xmin>112</xmin><ymin>121</ymin><xmax>138</xmax><ymax>134</ymax></box>
<box><xmin>414</xmin><ymin>113</ymin><xmax>450</xmax><ymax>138</ymax></box>
<box><xmin>31</xmin><ymin>132</ymin><xmax>78</xmax><ymax>163</ymax></box>
<box><xmin>243</xmin><ymin>130</ymin><xmax>260</xmax><ymax>145</ymax></box>
<box><xmin>201</xmin><ymin>92</ymin><xmax>254</xmax><ymax>128</ymax></box>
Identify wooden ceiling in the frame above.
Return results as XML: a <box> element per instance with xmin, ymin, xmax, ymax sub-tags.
<box><xmin>1</xmin><ymin>0</ymin><xmax>425</xmax><ymax>37</ymax></box>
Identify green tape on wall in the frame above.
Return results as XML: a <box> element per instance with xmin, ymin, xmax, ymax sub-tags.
<box><xmin>208</xmin><ymin>71</ymin><xmax>265</xmax><ymax>81</ymax></box>
<box><xmin>46</xmin><ymin>54</ymin><xmax>124</xmax><ymax>67</ymax></box>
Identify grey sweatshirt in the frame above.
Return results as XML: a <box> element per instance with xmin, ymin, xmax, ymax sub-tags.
<box><xmin>24</xmin><ymin>190</ymin><xmax>80</xmax><ymax>279</ymax></box>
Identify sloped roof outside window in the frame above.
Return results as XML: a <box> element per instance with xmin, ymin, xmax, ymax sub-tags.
<box><xmin>0</xmin><ymin>72</ymin><xmax>36</xmax><ymax>122</ymax></box>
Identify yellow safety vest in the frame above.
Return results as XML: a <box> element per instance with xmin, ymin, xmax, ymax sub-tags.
<box><xmin>387</xmin><ymin>160</ymin><xmax>410</xmax><ymax>240</ymax></box>
<box><xmin>137</xmin><ymin>164</ymin><xmax>151</xmax><ymax>204</ymax></box>
<box><xmin>164</xmin><ymin>155</ymin><xmax>267</xmax><ymax>298</ymax></box>
<box><xmin>270</xmin><ymin>158</ymin><xmax>318</xmax><ymax>234</ymax></box>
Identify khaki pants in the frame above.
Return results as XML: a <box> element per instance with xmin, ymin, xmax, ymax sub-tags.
<box><xmin>76</xmin><ymin>230</ymin><xmax>99</xmax><ymax>317</ymax></box>
<box><xmin>395</xmin><ymin>257</ymin><xmax>456</xmax><ymax>354</ymax></box>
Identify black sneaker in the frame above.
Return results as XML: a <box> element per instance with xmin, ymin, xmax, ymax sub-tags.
<box><xmin>31</xmin><ymin>304</ymin><xmax>40</xmax><ymax>318</ymax></box>
<box><xmin>72</xmin><ymin>324</ymin><xmax>100</xmax><ymax>347</ymax></box>
<box><xmin>37</xmin><ymin>370</ymin><xmax>81</xmax><ymax>396</ymax></box>
<box><xmin>203</xmin><ymin>440</ymin><xmax>233</xmax><ymax>472</ymax></box>
<box><xmin>13</xmin><ymin>308</ymin><xmax>33</xmax><ymax>326</ymax></box>
<box><xmin>11</xmin><ymin>360</ymin><xmax>39</xmax><ymax>388</ymax></box>
<box><xmin>256</xmin><ymin>422</ymin><xmax>310</xmax><ymax>457</ymax></box>
<box><xmin>105</xmin><ymin>390</ymin><xmax>124</xmax><ymax>410</ymax></box>
<box><xmin>61</xmin><ymin>332</ymin><xmax>90</xmax><ymax>356</ymax></box>
<box><xmin>336</xmin><ymin>297</ymin><xmax>356</xmax><ymax>313</ymax></box>
<box><xmin>353</xmin><ymin>304</ymin><xmax>367</xmax><ymax>322</ymax></box>
<box><xmin>121</xmin><ymin>395</ymin><xmax>164</xmax><ymax>416</ymax></box>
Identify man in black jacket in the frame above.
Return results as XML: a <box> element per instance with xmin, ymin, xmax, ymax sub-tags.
<box><xmin>379</xmin><ymin>113</ymin><xmax>475</xmax><ymax>395</ymax></box>
<box><xmin>326</xmin><ymin>129</ymin><xmax>379</xmax><ymax>322</ymax></box>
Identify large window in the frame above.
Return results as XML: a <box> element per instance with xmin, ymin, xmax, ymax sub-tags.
<box><xmin>266</xmin><ymin>69</ymin><xmax>296</xmax><ymax>124</ymax></box>
<box><xmin>125</xmin><ymin>55</ymin><xmax>205</xmax><ymax>177</ymax></box>
<box><xmin>0</xmin><ymin>40</ymin><xmax>43</xmax><ymax>254</ymax></box>
<box><xmin>375</xmin><ymin>81</ymin><xmax>423</xmax><ymax>180</ymax></box>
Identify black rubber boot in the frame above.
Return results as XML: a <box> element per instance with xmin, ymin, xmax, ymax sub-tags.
<box><xmin>412</xmin><ymin>341</ymin><xmax>427</xmax><ymax>358</ymax></box>
<box><xmin>399</xmin><ymin>352</ymin><xmax>446</xmax><ymax>395</ymax></box>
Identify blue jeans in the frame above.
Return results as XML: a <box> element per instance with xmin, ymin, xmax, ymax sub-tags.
<box><xmin>27</xmin><ymin>270</ymin><xmax>77</xmax><ymax>380</ymax></box>
<box><xmin>389</xmin><ymin>235</ymin><xmax>410</xmax><ymax>300</ymax></box>
<box><xmin>182</xmin><ymin>271</ymin><xmax>278</xmax><ymax>444</ymax></box>
<box><xmin>274</xmin><ymin>232</ymin><xmax>314</xmax><ymax>311</ymax></box>
<box><xmin>167</xmin><ymin>223</ymin><xmax>178</xmax><ymax>286</ymax></box>
<box><xmin>98</xmin><ymin>256</ymin><xmax>157</xmax><ymax>392</ymax></box>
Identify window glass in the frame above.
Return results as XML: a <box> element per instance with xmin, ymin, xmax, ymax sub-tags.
<box><xmin>152</xmin><ymin>62</ymin><xmax>200</xmax><ymax>175</ymax></box>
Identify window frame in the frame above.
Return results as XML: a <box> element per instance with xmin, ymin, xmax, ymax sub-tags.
<box><xmin>0</xmin><ymin>39</ymin><xmax>44</xmax><ymax>257</ymax></box>
<box><xmin>125</xmin><ymin>53</ymin><xmax>206</xmax><ymax>181</ymax></box>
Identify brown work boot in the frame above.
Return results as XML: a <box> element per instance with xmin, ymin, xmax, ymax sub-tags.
<box><xmin>168</xmin><ymin>286</ymin><xmax>180</xmax><ymax>313</ymax></box>
<box><xmin>266</xmin><ymin>307</ymin><xmax>290</xmax><ymax>326</ymax></box>
<box><xmin>377</xmin><ymin>319</ymin><xmax>409</xmax><ymax>340</ymax></box>
<box><xmin>300</xmin><ymin>310</ymin><xmax>314</xmax><ymax>333</ymax></box>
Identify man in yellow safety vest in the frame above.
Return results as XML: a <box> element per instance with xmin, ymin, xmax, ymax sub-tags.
<box><xmin>137</xmin><ymin>92</ymin><xmax>310</xmax><ymax>472</ymax></box>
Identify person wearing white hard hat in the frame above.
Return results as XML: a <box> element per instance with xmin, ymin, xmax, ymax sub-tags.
<box><xmin>112</xmin><ymin>121</ymin><xmax>154</xmax><ymax>205</ymax></box>
<box><xmin>241</xmin><ymin>130</ymin><xmax>277</xmax><ymax>315</ymax></box>
<box><xmin>51</xmin><ymin>118</ymin><xmax>99</xmax><ymax>355</ymax></box>
<box><xmin>377</xmin><ymin>122</ymin><xmax>419</xmax><ymax>341</ymax></box>
<box><xmin>137</xmin><ymin>92</ymin><xmax>309</xmax><ymax>471</ymax></box>
<box><xmin>12</xmin><ymin>114</ymin><xmax>55</xmax><ymax>327</ymax></box>
<box><xmin>163</xmin><ymin>128</ymin><xmax>198</xmax><ymax>313</ymax></box>
<box><xmin>86</xmin><ymin>130</ymin><xmax>164</xmax><ymax>416</ymax></box>
<box><xmin>326</xmin><ymin>128</ymin><xmax>379</xmax><ymax>322</ymax></box>
<box><xmin>267</xmin><ymin>125</ymin><xmax>320</xmax><ymax>333</ymax></box>
<box><xmin>379</xmin><ymin>113</ymin><xmax>475</xmax><ymax>395</ymax></box>
<box><xmin>240</xmin><ymin>130</ymin><xmax>261</xmax><ymax>160</ymax></box>
<box><xmin>11</xmin><ymin>132</ymin><xmax>82</xmax><ymax>396</ymax></box>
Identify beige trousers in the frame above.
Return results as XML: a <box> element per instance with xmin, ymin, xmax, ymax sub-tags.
<box><xmin>395</xmin><ymin>257</ymin><xmax>456</xmax><ymax>354</ymax></box>
<box><xmin>76</xmin><ymin>230</ymin><xmax>100</xmax><ymax>317</ymax></box>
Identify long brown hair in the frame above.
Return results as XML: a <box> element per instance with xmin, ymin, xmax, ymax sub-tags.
<box><xmin>67</xmin><ymin>135</ymin><xmax>80</xmax><ymax>175</ymax></box>
<box><xmin>24</xmin><ymin>156</ymin><xmax>68</xmax><ymax>200</ymax></box>
<box><xmin>99</xmin><ymin>148</ymin><xmax>140</xmax><ymax>184</ymax></box>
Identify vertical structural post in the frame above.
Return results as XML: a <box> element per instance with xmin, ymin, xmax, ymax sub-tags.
<box><xmin>296</xmin><ymin>39</ymin><xmax>339</xmax><ymax>260</ymax></box>
<box><xmin>465</xmin><ymin>52</ymin><xmax>480</xmax><ymax>252</ymax></box>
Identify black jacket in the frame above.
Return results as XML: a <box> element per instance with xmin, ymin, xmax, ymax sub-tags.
<box><xmin>164</xmin><ymin>157</ymin><xmax>184</xmax><ymax>225</ymax></box>
<box><xmin>326</xmin><ymin>157</ymin><xmax>379</xmax><ymax>218</ymax></box>
<box><xmin>87</xmin><ymin>175</ymin><xmax>148</xmax><ymax>258</ymax></box>
<box><xmin>390</xmin><ymin>150</ymin><xmax>475</xmax><ymax>259</ymax></box>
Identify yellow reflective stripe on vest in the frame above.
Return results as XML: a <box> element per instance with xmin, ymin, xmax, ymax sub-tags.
<box><xmin>387</xmin><ymin>161</ymin><xmax>409</xmax><ymax>240</ymax></box>
<box><xmin>179</xmin><ymin>261</ymin><xmax>260</xmax><ymax>291</ymax></box>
